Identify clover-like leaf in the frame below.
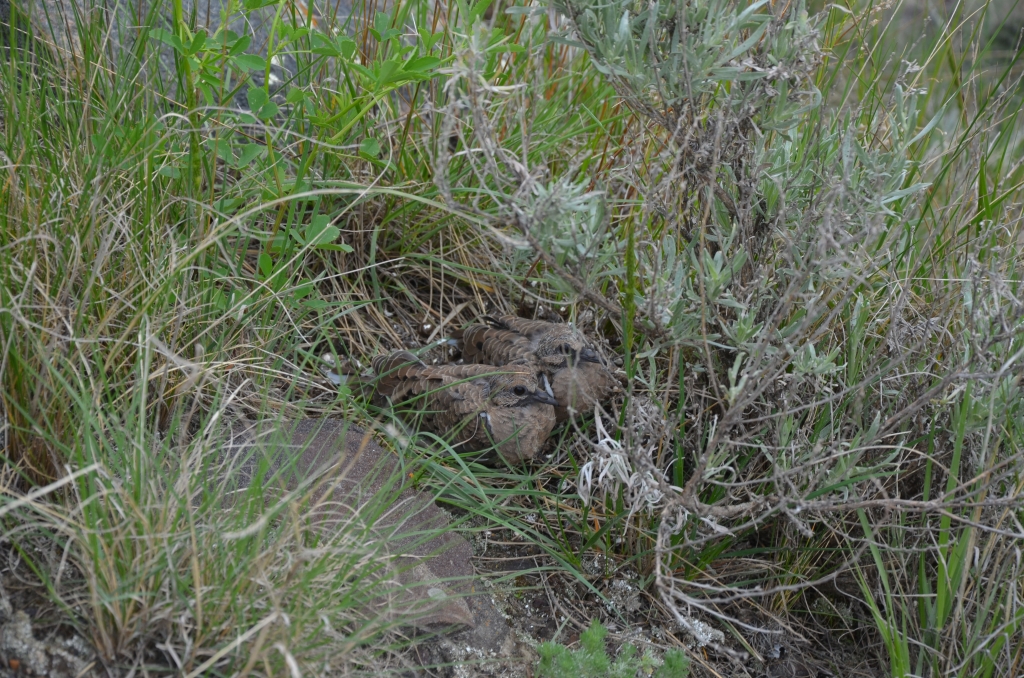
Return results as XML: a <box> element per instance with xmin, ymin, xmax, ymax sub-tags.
<box><xmin>359</xmin><ymin>138</ymin><xmax>381</xmax><ymax>158</ymax></box>
<box><xmin>186</xmin><ymin>30</ymin><xmax>207</xmax><ymax>56</ymax></box>
<box><xmin>149</xmin><ymin>27</ymin><xmax>184</xmax><ymax>53</ymax></box>
<box><xmin>235</xmin><ymin>143</ymin><xmax>264</xmax><ymax>168</ymax></box>
<box><xmin>233</xmin><ymin>54</ymin><xmax>267</xmax><ymax>71</ymax></box>
<box><xmin>246</xmin><ymin>87</ymin><xmax>269</xmax><ymax>112</ymax></box>
<box><xmin>229</xmin><ymin>34</ymin><xmax>252</xmax><ymax>56</ymax></box>
<box><xmin>305</xmin><ymin>215</ymin><xmax>352</xmax><ymax>251</ymax></box>
<box><xmin>257</xmin><ymin>253</ymin><xmax>274</xmax><ymax>278</ymax></box>
<box><xmin>311</xmin><ymin>33</ymin><xmax>342</xmax><ymax>56</ymax></box>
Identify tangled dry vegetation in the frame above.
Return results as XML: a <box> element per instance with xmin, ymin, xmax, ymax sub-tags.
<box><xmin>0</xmin><ymin>0</ymin><xmax>1023</xmax><ymax>675</ymax></box>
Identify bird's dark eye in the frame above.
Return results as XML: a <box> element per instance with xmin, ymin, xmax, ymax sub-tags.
<box><xmin>512</xmin><ymin>385</ymin><xmax>527</xmax><ymax>396</ymax></box>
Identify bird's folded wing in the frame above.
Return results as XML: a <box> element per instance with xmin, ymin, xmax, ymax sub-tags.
<box><xmin>488</xmin><ymin>315</ymin><xmax>561</xmax><ymax>343</ymax></box>
<box><xmin>372</xmin><ymin>351</ymin><xmax>432</xmax><ymax>400</ymax></box>
<box><xmin>426</xmin><ymin>362</ymin><xmax>509</xmax><ymax>381</ymax></box>
<box><xmin>459</xmin><ymin>324</ymin><xmax>536</xmax><ymax>365</ymax></box>
<box><xmin>428</xmin><ymin>381</ymin><xmax>488</xmax><ymax>437</ymax></box>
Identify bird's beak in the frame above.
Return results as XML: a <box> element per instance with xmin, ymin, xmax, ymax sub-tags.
<box><xmin>541</xmin><ymin>373</ymin><xmax>555</xmax><ymax>397</ymax></box>
<box><xmin>579</xmin><ymin>348</ymin><xmax>603</xmax><ymax>364</ymax></box>
<box><xmin>531</xmin><ymin>390</ymin><xmax>558</xmax><ymax>406</ymax></box>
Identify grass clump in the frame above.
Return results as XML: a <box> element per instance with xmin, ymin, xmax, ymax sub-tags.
<box><xmin>537</xmin><ymin>619</ymin><xmax>690</xmax><ymax>678</ymax></box>
<box><xmin>2</xmin><ymin>0</ymin><xmax>1024</xmax><ymax>674</ymax></box>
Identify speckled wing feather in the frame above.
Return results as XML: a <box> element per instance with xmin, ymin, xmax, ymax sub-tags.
<box><xmin>418</xmin><ymin>362</ymin><xmax>506</xmax><ymax>383</ymax></box>
<box><xmin>372</xmin><ymin>352</ymin><xmax>491</xmax><ymax>444</ymax></box>
<box><xmin>488</xmin><ymin>316</ymin><xmax>587</xmax><ymax>356</ymax></box>
<box><xmin>457</xmin><ymin>323</ymin><xmax>538</xmax><ymax>366</ymax></box>
<box><xmin>374</xmin><ymin>354</ymin><xmax>540</xmax><ymax>400</ymax></box>
<box><xmin>373</xmin><ymin>352</ymin><xmax>478</xmax><ymax>396</ymax></box>
<box><xmin>487</xmin><ymin>315</ymin><xmax>566</xmax><ymax>342</ymax></box>
<box><xmin>428</xmin><ymin>381</ymin><xmax>486</xmax><ymax>443</ymax></box>
<box><xmin>371</xmin><ymin>351</ymin><xmax>433</xmax><ymax>401</ymax></box>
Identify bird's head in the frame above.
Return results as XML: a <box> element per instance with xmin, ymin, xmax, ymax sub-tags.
<box><xmin>483</xmin><ymin>361</ymin><xmax>558</xmax><ymax>408</ymax></box>
<box><xmin>534</xmin><ymin>326</ymin><xmax>605</xmax><ymax>370</ymax></box>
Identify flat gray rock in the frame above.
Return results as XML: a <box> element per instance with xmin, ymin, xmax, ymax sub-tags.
<box><xmin>0</xmin><ymin>610</ymin><xmax>94</xmax><ymax>678</ymax></box>
<box><xmin>220</xmin><ymin>418</ymin><xmax>512</xmax><ymax>653</ymax></box>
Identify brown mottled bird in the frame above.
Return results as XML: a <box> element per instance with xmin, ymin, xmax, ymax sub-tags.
<box><xmin>453</xmin><ymin>315</ymin><xmax>620</xmax><ymax>421</ymax></box>
<box><xmin>372</xmin><ymin>351</ymin><xmax>557</xmax><ymax>464</ymax></box>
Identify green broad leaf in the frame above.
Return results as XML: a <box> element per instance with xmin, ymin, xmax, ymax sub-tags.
<box><xmin>244</xmin><ymin>0</ymin><xmax>280</xmax><ymax>9</ymax></box>
<box><xmin>374</xmin><ymin>11</ymin><xmax>391</xmax><ymax>37</ymax></box>
<box><xmin>470</xmin><ymin>0</ymin><xmax>494</xmax><ymax>20</ymax></box>
<box><xmin>229</xmin><ymin>34</ymin><xmax>252</xmax><ymax>56</ymax></box>
<box><xmin>157</xmin><ymin>165</ymin><xmax>180</xmax><ymax>179</ymax></box>
<box><xmin>198</xmin><ymin>69</ymin><xmax>223</xmax><ymax>87</ymax></box>
<box><xmin>257</xmin><ymin>253</ymin><xmax>274</xmax><ymax>278</ymax></box>
<box><xmin>204</xmin><ymin>33</ymin><xmax>226</xmax><ymax>51</ymax></box>
<box><xmin>198</xmin><ymin>83</ymin><xmax>216</xmax><ymax>107</ymax></box>
<box><xmin>908</xmin><ymin>108</ymin><xmax>945</xmax><ymax>146</ymax></box>
<box><xmin>724</xmin><ymin>19</ymin><xmax>770</xmax><ymax>61</ymax></box>
<box><xmin>547</xmin><ymin>35</ymin><xmax>586</xmax><ymax>48</ymax></box>
<box><xmin>277</xmin><ymin>24</ymin><xmax>309</xmax><ymax>42</ymax></box>
<box><xmin>292</xmin><ymin>279</ymin><xmax>316</xmax><ymax>300</ymax></box>
<box><xmin>210</xmin><ymin>138</ymin><xmax>234</xmax><ymax>163</ymax></box>
<box><xmin>211</xmin><ymin>289</ymin><xmax>227</xmax><ymax>312</ymax></box>
<box><xmin>881</xmin><ymin>183</ymin><xmax>930</xmax><ymax>205</ymax></box>
<box><xmin>187</xmin><ymin>30</ymin><xmax>207</xmax><ymax>55</ymax></box>
<box><xmin>359</xmin><ymin>138</ymin><xmax>381</xmax><ymax>158</ymax></box>
<box><xmin>337</xmin><ymin>37</ymin><xmax>357</xmax><ymax>59</ymax></box>
<box><xmin>735</xmin><ymin>0</ymin><xmax>770</xmax><ymax>25</ymax></box>
<box><xmin>233</xmin><ymin>54</ymin><xmax>267</xmax><ymax>71</ymax></box>
<box><xmin>214</xmin><ymin>197</ymin><xmax>246</xmax><ymax>213</ymax></box>
<box><xmin>311</xmin><ymin>33</ymin><xmax>341</xmax><ymax>56</ymax></box>
<box><xmin>206</xmin><ymin>29</ymin><xmax>237</xmax><ymax>51</ymax></box>
<box><xmin>302</xmin><ymin>299</ymin><xmax>332</xmax><ymax>309</ymax></box>
<box><xmin>418</xmin><ymin>29</ymin><xmax>443</xmax><ymax>51</ymax></box>
<box><xmin>404</xmin><ymin>55</ymin><xmax>441</xmax><ymax>73</ymax></box>
<box><xmin>263</xmin><ymin>179</ymin><xmax>311</xmax><ymax>202</ymax></box>
<box><xmin>149</xmin><ymin>27</ymin><xmax>184</xmax><ymax>53</ymax></box>
<box><xmin>285</xmin><ymin>87</ymin><xmax>307</xmax><ymax>105</ymax></box>
<box><xmin>257</xmin><ymin>101</ymin><xmax>280</xmax><ymax>120</ymax></box>
<box><xmin>709</xmin><ymin>67</ymin><xmax>749</xmax><ymax>81</ymax></box>
<box><xmin>349</xmin><ymin>63</ymin><xmax>374</xmax><ymax>80</ymax></box>
<box><xmin>246</xmin><ymin>87</ymin><xmax>269</xmax><ymax>112</ymax></box>
<box><xmin>235</xmin><ymin>143</ymin><xmax>264</xmax><ymax>167</ymax></box>
<box><xmin>375</xmin><ymin>59</ymin><xmax>402</xmax><ymax>86</ymax></box>
<box><xmin>267</xmin><ymin>233</ymin><xmax>288</xmax><ymax>257</ymax></box>
<box><xmin>305</xmin><ymin>216</ymin><xmax>341</xmax><ymax>248</ymax></box>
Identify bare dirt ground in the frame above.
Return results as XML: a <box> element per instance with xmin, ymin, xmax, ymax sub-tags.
<box><xmin>0</xmin><ymin>512</ymin><xmax>888</xmax><ymax>678</ymax></box>
<box><xmin>408</xmin><ymin>506</ymin><xmax>890</xmax><ymax>678</ymax></box>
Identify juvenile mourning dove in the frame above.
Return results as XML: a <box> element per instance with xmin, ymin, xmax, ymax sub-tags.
<box><xmin>372</xmin><ymin>351</ymin><xmax>557</xmax><ymax>464</ymax></box>
<box><xmin>453</xmin><ymin>315</ymin><xmax>620</xmax><ymax>422</ymax></box>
